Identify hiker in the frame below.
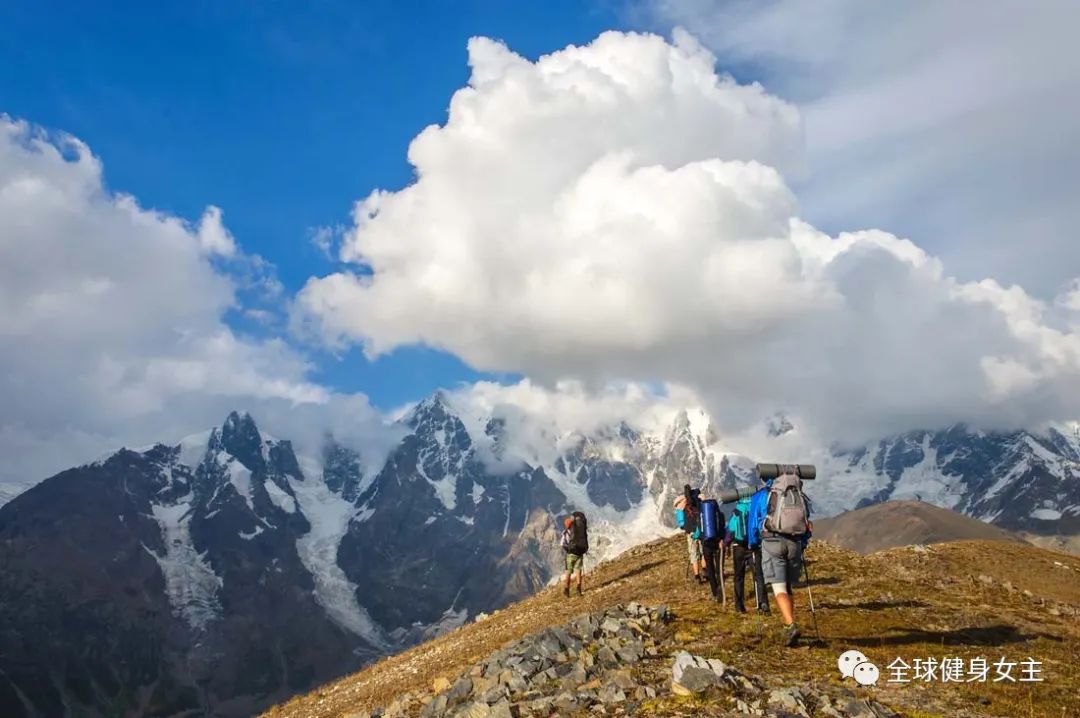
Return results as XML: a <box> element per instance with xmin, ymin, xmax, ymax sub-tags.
<box><xmin>673</xmin><ymin>485</ymin><xmax>705</xmax><ymax>582</ymax></box>
<box><xmin>748</xmin><ymin>469</ymin><xmax>812</xmax><ymax>646</ymax></box>
<box><xmin>699</xmin><ymin>498</ymin><xmax>725</xmax><ymax>602</ymax></box>
<box><xmin>725</xmin><ymin>496</ymin><xmax>769</xmax><ymax>614</ymax></box>
<box><xmin>560</xmin><ymin>511</ymin><xmax>589</xmax><ymax>597</ymax></box>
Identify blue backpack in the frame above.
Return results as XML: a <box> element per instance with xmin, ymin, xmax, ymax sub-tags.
<box><xmin>729</xmin><ymin>498</ymin><xmax>751</xmax><ymax>543</ymax></box>
<box><xmin>700</xmin><ymin>499</ymin><xmax>721</xmax><ymax>541</ymax></box>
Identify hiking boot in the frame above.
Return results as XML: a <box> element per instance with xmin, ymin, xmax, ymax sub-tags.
<box><xmin>576</xmin><ymin>586</ymin><xmax>583</xmax><ymax>596</ymax></box>
<box><xmin>783</xmin><ymin>623</ymin><xmax>801</xmax><ymax>647</ymax></box>
<box><xmin>562</xmin><ymin>585</ymin><xmax>569</xmax><ymax>598</ymax></box>
<box><xmin>757</xmin><ymin>603</ymin><xmax>771</xmax><ymax>615</ymax></box>
<box><xmin>734</xmin><ymin>602</ymin><xmax>747</xmax><ymax>614</ymax></box>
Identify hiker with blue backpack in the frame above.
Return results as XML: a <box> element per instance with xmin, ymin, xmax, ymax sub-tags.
<box><xmin>699</xmin><ymin>497</ymin><xmax>726</xmax><ymax>603</ymax></box>
<box><xmin>748</xmin><ymin>464</ymin><xmax>815</xmax><ymax>647</ymax></box>
<box><xmin>725</xmin><ymin>496</ymin><xmax>769</xmax><ymax>614</ymax></box>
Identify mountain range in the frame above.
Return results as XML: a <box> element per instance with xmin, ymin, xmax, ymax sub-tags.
<box><xmin>1</xmin><ymin>392</ymin><xmax>1077</xmax><ymax>716</ymax></box>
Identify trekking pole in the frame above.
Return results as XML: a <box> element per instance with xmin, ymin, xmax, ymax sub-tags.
<box><xmin>802</xmin><ymin>559</ymin><xmax>822</xmax><ymax>642</ymax></box>
<box><xmin>750</xmin><ymin>549</ymin><xmax>758</xmax><ymax>606</ymax></box>
<box><xmin>718</xmin><ymin>543</ymin><xmax>727</xmax><ymax>605</ymax></box>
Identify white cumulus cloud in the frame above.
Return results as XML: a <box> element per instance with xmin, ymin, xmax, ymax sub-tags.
<box><xmin>643</xmin><ymin>0</ymin><xmax>1080</xmax><ymax>294</ymax></box>
<box><xmin>196</xmin><ymin>205</ymin><xmax>238</xmax><ymax>257</ymax></box>
<box><xmin>297</xmin><ymin>31</ymin><xmax>1080</xmax><ymax>442</ymax></box>
<box><xmin>0</xmin><ymin>117</ymin><xmax>385</xmax><ymax>489</ymax></box>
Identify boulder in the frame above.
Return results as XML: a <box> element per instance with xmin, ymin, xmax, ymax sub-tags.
<box><xmin>615</xmin><ymin>640</ymin><xmax>644</xmax><ymax>664</ymax></box>
<box><xmin>595</xmin><ymin>644</ymin><xmax>619</xmax><ymax>668</ymax></box>
<box><xmin>671</xmin><ymin>651</ymin><xmax>729</xmax><ymax>695</ymax></box>
<box><xmin>842</xmin><ymin>699</ymin><xmax>902</xmax><ymax>718</ymax></box>
<box><xmin>447</xmin><ymin>677</ymin><xmax>473</xmax><ymax>706</ymax></box>
<box><xmin>560</xmin><ymin>663</ymin><xmax>588</xmax><ymax>688</ymax></box>
<box><xmin>488</xmin><ymin>700</ymin><xmax>514</xmax><ymax>718</ymax></box>
<box><xmin>598</xmin><ymin>684</ymin><xmax>627</xmax><ymax>704</ymax></box>
<box><xmin>600</xmin><ymin>617</ymin><xmax>624</xmax><ymax>635</ymax></box>
<box><xmin>453</xmin><ymin>702</ymin><xmax>492</xmax><ymax>718</ymax></box>
<box><xmin>766</xmin><ymin>687</ymin><xmax>810</xmax><ymax>717</ymax></box>
<box><xmin>552</xmin><ymin>691</ymin><xmax>580</xmax><ymax>712</ymax></box>
<box><xmin>480</xmin><ymin>685</ymin><xmax>508</xmax><ymax>705</ymax></box>
<box><xmin>607</xmin><ymin>670</ymin><xmax>637</xmax><ymax>690</ymax></box>
<box><xmin>420</xmin><ymin>694</ymin><xmax>450</xmax><ymax>718</ymax></box>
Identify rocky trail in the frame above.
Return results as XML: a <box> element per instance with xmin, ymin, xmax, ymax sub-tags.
<box><xmin>265</xmin><ymin>536</ymin><xmax>1080</xmax><ymax>718</ymax></box>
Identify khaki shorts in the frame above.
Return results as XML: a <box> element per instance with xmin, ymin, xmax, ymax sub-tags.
<box><xmin>565</xmin><ymin>552</ymin><xmax>583</xmax><ymax>573</ymax></box>
<box><xmin>760</xmin><ymin>535</ymin><xmax>804</xmax><ymax>587</ymax></box>
<box><xmin>687</xmin><ymin>533</ymin><xmax>702</xmax><ymax>564</ymax></box>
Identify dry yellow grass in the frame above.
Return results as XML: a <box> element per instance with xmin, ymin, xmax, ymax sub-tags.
<box><xmin>264</xmin><ymin>537</ymin><xmax>1080</xmax><ymax>718</ymax></box>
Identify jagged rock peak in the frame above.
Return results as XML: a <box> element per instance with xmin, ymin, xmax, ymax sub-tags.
<box><xmin>663</xmin><ymin>408</ymin><xmax>716</xmax><ymax>450</ymax></box>
<box><xmin>406</xmin><ymin>390</ymin><xmax>455</xmax><ymax>428</ymax></box>
<box><xmin>767</xmin><ymin>413</ymin><xmax>794</xmax><ymax>437</ymax></box>
<box><xmin>222</xmin><ymin>410</ymin><xmax>260</xmax><ymax>442</ymax></box>
<box><xmin>208</xmin><ymin>411</ymin><xmax>264</xmax><ymax>470</ymax></box>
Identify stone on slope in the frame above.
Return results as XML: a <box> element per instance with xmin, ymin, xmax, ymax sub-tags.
<box><xmin>766</xmin><ymin>687</ymin><xmax>810</xmax><ymax>717</ymax></box>
<box><xmin>671</xmin><ymin>651</ymin><xmax>730</xmax><ymax>695</ymax></box>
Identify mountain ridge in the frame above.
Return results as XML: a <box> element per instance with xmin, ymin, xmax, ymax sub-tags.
<box><xmin>812</xmin><ymin>500</ymin><xmax>1028</xmax><ymax>554</ymax></box>
<box><xmin>263</xmin><ymin>534</ymin><xmax>1080</xmax><ymax>718</ymax></box>
<box><xmin>1</xmin><ymin>399</ymin><xmax>1077</xmax><ymax>716</ymax></box>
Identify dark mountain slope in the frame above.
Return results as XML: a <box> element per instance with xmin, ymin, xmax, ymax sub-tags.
<box><xmin>0</xmin><ymin>415</ymin><xmax>369</xmax><ymax>718</ymax></box>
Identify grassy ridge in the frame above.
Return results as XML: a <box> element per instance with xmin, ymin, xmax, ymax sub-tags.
<box><xmin>265</xmin><ymin>537</ymin><xmax>1080</xmax><ymax>718</ymax></box>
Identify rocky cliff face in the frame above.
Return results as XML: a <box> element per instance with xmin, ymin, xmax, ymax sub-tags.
<box><xmin>815</xmin><ymin>425</ymin><xmax>1080</xmax><ymax>534</ymax></box>
<box><xmin>0</xmin><ymin>413</ymin><xmax>370</xmax><ymax>717</ymax></box>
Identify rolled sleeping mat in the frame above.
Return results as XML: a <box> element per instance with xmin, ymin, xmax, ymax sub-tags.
<box><xmin>700</xmin><ymin>499</ymin><xmax>721</xmax><ymax>541</ymax></box>
<box><xmin>715</xmin><ymin>485</ymin><xmax>756</xmax><ymax>504</ymax></box>
<box><xmin>756</xmin><ymin>463</ymin><xmax>817</xmax><ymax>480</ymax></box>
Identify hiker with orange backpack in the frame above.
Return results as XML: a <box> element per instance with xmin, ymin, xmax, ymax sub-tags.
<box><xmin>673</xmin><ymin>485</ymin><xmax>705</xmax><ymax>582</ymax></box>
<box><xmin>560</xmin><ymin>511</ymin><xmax>589</xmax><ymax>597</ymax></box>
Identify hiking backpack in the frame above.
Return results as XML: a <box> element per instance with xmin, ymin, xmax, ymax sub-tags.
<box><xmin>673</xmin><ymin>494</ymin><xmax>701</xmax><ymax>534</ymax></box>
<box><xmin>763</xmin><ymin>474</ymin><xmax>810</xmax><ymax>536</ymax></box>
<box><xmin>729</xmin><ymin>497</ymin><xmax>750</xmax><ymax>543</ymax></box>
<box><xmin>566</xmin><ymin>511</ymin><xmax>589</xmax><ymax>555</ymax></box>
<box><xmin>699</xmin><ymin>499</ymin><xmax>721</xmax><ymax>541</ymax></box>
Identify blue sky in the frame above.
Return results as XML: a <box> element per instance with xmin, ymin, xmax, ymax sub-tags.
<box><xmin>0</xmin><ymin>0</ymin><xmax>628</xmax><ymax>408</ymax></box>
<box><xmin>3</xmin><ymin>0</ymin><xmax>1078</xmax><ymax>489</ymax></box>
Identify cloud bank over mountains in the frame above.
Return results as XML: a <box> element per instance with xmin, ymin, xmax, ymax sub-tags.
<box><xmin>2</xmin><ymin>27</ymin><xmax>1078</xmax><ymax>487</ymax></box>
<box><xmin>297</xmin><ymin>31</ymin><xmax>1080</xmax><ymax>442</ymax></box>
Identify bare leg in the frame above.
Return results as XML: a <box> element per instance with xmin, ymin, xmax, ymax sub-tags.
<box><xmin>772</xmin><ymin>585</ymin><xmax>796</xmax><ymax>625</ymax></box>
